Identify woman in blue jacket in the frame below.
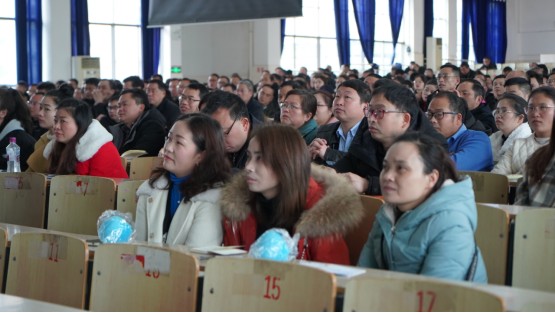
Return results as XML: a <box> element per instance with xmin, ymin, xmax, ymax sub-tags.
<box><xmin>358</xmin><ymin>132</ymin><xmax>487</xmax><ymax>283</ymax></box>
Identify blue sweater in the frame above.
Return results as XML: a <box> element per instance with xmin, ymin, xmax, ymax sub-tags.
<box><xmin>448</xmin><ymin>124</ymin><xmax>493</xmax><ymax>171</ymax></box>
<box><xmin>358</xmin><ymin>177</ymin><xmax>488</xmax><ymax>283</ymax></box>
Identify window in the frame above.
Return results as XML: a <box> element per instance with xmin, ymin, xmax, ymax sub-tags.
<box><xmin>0</xmin><ymin>1</ymin><xmax>16</xmax><ymax>85</ymax></box>
<box><xmin>281</xmin><ymin>0</ymin><xmax>339</xmax><ymax>74</ymax></box>
<box><xmin>281</xmin><ymin>0</ymin><xmax>409</xmax><ymax>76</ymax></box>
<box><xmin>88</xmin><ymin>0</ymin><xmax>142</xmax><ymax>79</ymax></box>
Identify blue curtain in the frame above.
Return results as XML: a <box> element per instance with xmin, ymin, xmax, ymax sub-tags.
<box><xmin>388</xmin><ymin>0</ymin><xmax>404</xmax><ymax>64</ymax></box>
<box><xmin>16</xmin><ymin>0</ymin><xmax>42</xmax><ymax>84</ymax></box>
<box><xmin>141</xmin><ymin>0</ymin><xmax>161</xmax><ymax>80</ymax></box>
<box><xmin>71</xmin><ymin>0</ymin><xmax>90</xmax><ymax>56</ymax></box>
<box><xmin>334</xmin><ymin>0</ymin><xmax>350</xmax><ymax>66</ymax></box>
<box><xmin>462</xmin><ymin>0</ymin><xmax>507</xmax><ymax>63</ymax></box>
<box><xmin>352</xmin><ymin>0</ymin><xmax>375</xmax><ymax>64</ymax></box>
<box><xmin>423</xmin><ymin>0</ymin><xmax>433</xmax><ymax>62</ymax></box>
<box><xmin>280</xmin><ymin>19</ymin><xmax>286</xmax><ymax>56</ymax></box>
<box><xmin>486</xmin><ymin>0</ymin><xmax>507</xmax><ymax>63</ymax></box>
<box><xmin>461</xmin><ymin>0</ymin><xmax>471</xmax><ymax>60</ymax></box>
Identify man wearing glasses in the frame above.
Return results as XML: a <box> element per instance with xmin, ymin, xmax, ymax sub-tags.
<box><xmin>437</xmin><ymin>64</ymin><xmax>460</xmax><ymax>92</ymax></box>
<box><xmin>202</xmin><ymin>91</ymin><xmax>262</xmax><ymax>170</ymax></box>
<box><xmin>334</xmin><ymin>84</ymin><xmax>445</xmax><ymax>195</ymax></box>
<box><xmin>427</xmin><ymin>91</ymin><xmax>493</xmax><ymax>171</ymax></box>
<box><xmin>179</xmin><ymin>83</ymin><xmax>208</xmax><ymax>114</ymax></box>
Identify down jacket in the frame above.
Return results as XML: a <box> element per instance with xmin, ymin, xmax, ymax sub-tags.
<box><xmin>220</xmin><ymin>165</ymin><xmax>364</xmax><ymax>265</ymax></box>
<box><xmin>358</xmin><ymin>177</ymin><xmax>488</xmax><ymax>283</ymax></box>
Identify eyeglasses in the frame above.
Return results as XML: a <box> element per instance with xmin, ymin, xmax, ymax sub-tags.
<box><xmin>524</xmin><ymin>105</ymin><xmax>555</xmax><ymax>114</ymax></box>
<box><xmin>223</xmin><ymin>114</ymin><xmax>241</xmax><ymax>136</ymax></box>
<box><xmin>107</xmin><ymin>105</ymin><xmax>119</xmax><ymax>111</ymax></box>
<box><xmin>179</xmin><ymin>95</ymin><xmax>200</xmax><ymax>103</ymax></box>
<box><xmin>436</xmin><ymin>73</ymin><xmax>457</xmax><ymax>80</ymax></box>
<box><xmin>493</xmin><ymin>108</ymin><xmax>517</xmax><ymax>117</ymax></box>
<box><xmin>280</xmin><ymin>102</ymin><xmax>301</xmax><ymax>110</ymax></box>
<box><xmin>548</xmin><ymin>79</ymin><xmax>555</xmax><ymax>84</ymax></box>
<box><xmin>364</xmin><ymin>108</ymin><xmax>405</xmax><ymax>120</ymax></box>
<box><xmin>425</xmin><ymin>111</ymin><xmax>458</xmax><ymax>120</ymax></box>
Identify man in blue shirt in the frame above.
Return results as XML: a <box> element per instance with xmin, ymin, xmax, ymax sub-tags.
<box><xmin>427</xmin><ymin>91</ymin><xmax>493</xmax><ymax>171</ymax></box>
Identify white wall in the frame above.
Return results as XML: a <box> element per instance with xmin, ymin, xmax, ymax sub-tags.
<box><xmin>164</xmin><ymin>19</ymin><xmax>280</xmax><ymax>84</ymax></box>
<box><xmin>506</xmin><ymin>0</ymin><xmax>555</xmax><ymax>63</ymax></box>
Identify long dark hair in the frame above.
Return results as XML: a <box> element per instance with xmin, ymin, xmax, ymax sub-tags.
<box><xmin>389</xmin><ymin>131</ymin><xmax>459</xmax><ymax>195</ymax></box>
<box><xmin>48</xmin><ymin>99</ymin><xmax>93</xmax><ymax>174</ymax></box>
<box><xmin>248</xmin><ymin>124</ymin><xmax>311</xmax><ymax>233</ymax></box>
<box><xmin>0</xmin><ymin>88</ymin><xmax>33</xmax><ymax>134</ymax></box>
<box><xmin>149</xmin><ymin>113</ymin><xmax>231</xmax><ymax>198</ymax></box>
<box><xmin>524</xmin><ymin>86</ymin><xmax>555</xmax><ymax>185</ymax></box>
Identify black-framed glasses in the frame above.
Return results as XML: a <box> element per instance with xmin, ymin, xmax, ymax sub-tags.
<box><xmin>364</xmin><ymin>108</ymin><xmax>405</xmax><ymax>120</ymax></box>
<box><xmin>425</xmin><ymin>111</ymin><xmax>458</xmax><ymax>120</ymax></box>
<box><xmin>525</xmin><ymin>105</ymin><xmax>555</xmax><ymax>114</ymax></box>
<box><xmin>223</xmin><ymin>114</ymin><xmax>241</xmax><ymax>136</ymax></box>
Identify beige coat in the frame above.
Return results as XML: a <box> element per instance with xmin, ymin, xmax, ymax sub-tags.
<box><xmin>135</xmin><ymin>176</ymin><xmax>223</xmax><ymax>247</ymax></box>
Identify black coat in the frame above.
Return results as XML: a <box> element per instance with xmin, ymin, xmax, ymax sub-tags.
<box><xmin>156</xmin><ymin>98</ymin><xmax>181</xmax><ymax>131</ymax></box>
<box><xmin>246</xmin><ymin>98</ymin><xmax>265</xmax><ymax>124</ymax></box>
<box><xmin>471</xmin><ymin>104</ymin><xmax>497</xmax><ymax>135</ymax></box>
<box><xmin>334</xmin><ymin>110</ymin><xmax>446</xmax><ymax>195</ymax></box>
<box><xmin>111</xmin><ymin>109</ymin><xmax>167</xmax><ymax>157</ymax></box>
<box><xmin>313</xmin><ymin>118</ymin><xmax>368</xmax><ymax>166</ymax></box>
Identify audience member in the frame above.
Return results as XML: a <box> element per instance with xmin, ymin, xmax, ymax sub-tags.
<box><xmin>201</xmin><ymin>90</ymin><xmax>262</xmax><ymax>170</ymax></box>
<box><xmin>0</xmin><ymin>88</ymin><xmax>36</xmax><ymax>171</ymax></box>
<box><xmin>490</xmin><ymin>93</ymin><xmax>532</xmax><ymax>164</ymax></box>
<box><xmin>504</xmin><ymin>77</ymin><xmax>531</xmax><ymax>100</ymax></box>
<box><xmin>437</xmin><ymin>64</ymin><xmax>460</xmax><ymax>92</ymax></box>
<box><xmin>493</xmin><ymin>86</ymin><xmax>555</xmax><ymax>174</ymax></box>
<box><xmin>312</xmin><ymin>90</ymin><xmax>337</xmax><ymax>126</ymax></box>
<box><xmin>27</xmin><ymin>91</ymin><xmax>47</xmax><ymax>139</ymax></box>
<box><xmin>280</xmin><ymin>89</ymin><xmax>318</xmax><ymax>145</ymax></box>
<box><xmin>334</xmin><ymin>84</ymin><xmax>445</xmax><ymax>195</ymax></box>
<box><xmin>146</xmin><ymin>79</ymin><xmax>180</xmax><ymax>130</ymax></box>
<box><xmin>220</xmin><ymin>124</ymin><xmax>363</xmax><ymax>265</ymax></box>
<box><xmin>135</xmin><ymin>113</ymin><xmax>231</xmax><ymax>246</ymax></box>
<box><xmin>358</xmin><ymin>132</ymin><xmax>487</xmax><ymax>283</ymax></box>
<box><xmin>256</xmin><ymin>84</ymin><xmax>279</xmax><ymax>121</ymax></box>
<box><xmin>26</xmin><ymin>86</ymin><xmax>74</xmax><ymax>173</ymax></box>
<box><xmin>310</xmin><ymin>80</ymin><xmax>369</xmax><ymax>166</ymax></box>
<box><xmin>236</xmin><ymin>79</ymin><xmax>265</xmax><ymax>122</ymax></box>
<box><xmin>457</xmin><ymin>79</ymin><xmax>497</xmax><ymax>135</ymax></box>
<box><xmin>427</xmin><ymin>91</ymin><xmax>493</xmax><ymax>171</ymax></box>
<box><xmin>44</xmin><ymin>99</ymin><xmax>127</xmax><ymax>178</ymax></box>
<box><xmin>111</xmin><ymin>89</ymin><xmax>166</xmax><ymax>156</ymax></box>
<box><xmin>179</xmin><ymin>82</ymin><xmax>208</xmax><ymax>114</ymax></box>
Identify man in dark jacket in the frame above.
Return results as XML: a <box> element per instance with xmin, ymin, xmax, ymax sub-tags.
<box><xmin>310</xmin><ymin>79</ymin><xmax>370</xmax><ymax>166</ymax></box>
<box><xmin>334</xmin><ymin>84</ymin><xmax>446</xmax><ymax>195</ymax></box>
<box><xmin>146</xmin><ymin>79</ymin><xmax>180</xmax><ymax>131</ymax></box>
<box><xmin>201</xmin><ymin>91</ymin><xmax>263</xmax><ymax>171</ymax></box>
<box><xmin>111</xmin><ymin>89</ymin><xmax>166</xmax><ymax>156</ymax></box>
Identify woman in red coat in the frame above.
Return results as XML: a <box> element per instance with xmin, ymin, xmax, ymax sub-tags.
<box><xmin>220</xmin><ymin>124</ymin><xmax>363</xmax><ymax>265</ymax></box>
<box><xmin>44</xmin><ymin>99</ymin><xmax>127</xmax><ymax>178</ymax></box>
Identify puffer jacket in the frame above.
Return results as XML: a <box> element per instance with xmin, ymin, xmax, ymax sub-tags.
<box><xmin>358</xmin><ymin>177</ymin><xmax>488</xmax><ymax>283</ymax></box>
<box><xmin>220</xmin><ymin>165</ymin><xmax>364</xmax><ymax>265</ymax></box>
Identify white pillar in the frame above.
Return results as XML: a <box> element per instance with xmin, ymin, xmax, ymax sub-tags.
<box><xmin>447</xmin><ymin>0</ymin><xmax>458</xmax><ymax>63</ymax></box>
<box><xmin>42</xmin><ymin>0</ymin><xmax>72</xmax><ymax>82</ymax></box>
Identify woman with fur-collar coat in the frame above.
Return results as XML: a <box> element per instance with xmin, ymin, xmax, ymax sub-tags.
<box><xmin>44</xmin><ymin>100</ymin><xmax>127</xmax><ymax>178</ymax></box>
<box><xmin>220</xmin><ymin>125</ymin><xmax>363</xmax><ymax>265</ymax></box>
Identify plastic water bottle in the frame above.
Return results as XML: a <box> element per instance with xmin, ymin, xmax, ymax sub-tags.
<box><xmin>6</xmin><ymin>137</ymin><xmax>20</xmax><ymax>173</ymax></box>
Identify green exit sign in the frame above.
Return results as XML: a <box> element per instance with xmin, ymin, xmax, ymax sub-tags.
<box><xmin>171</xmin><ymin>66</ymin><xmax>182</xmax><ymax>73</ymax></box>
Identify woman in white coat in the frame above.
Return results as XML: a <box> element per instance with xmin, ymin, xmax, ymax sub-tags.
<box><xmin>135</xmin><ymin>113</ymin><xmax>231</xmax><ymax>247</ymax></box>
<box><xmin>489</xmin><ymin>93</ymin><xmax>531</xmax><ymax>164</ymax></box>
